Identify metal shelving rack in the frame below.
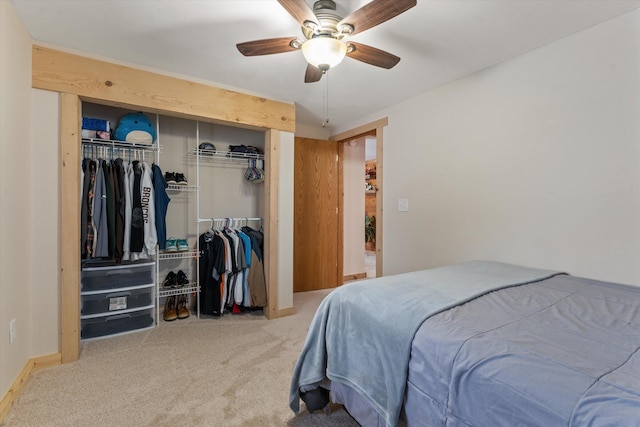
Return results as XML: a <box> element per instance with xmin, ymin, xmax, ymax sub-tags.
<box><xmin>191</xmin><ymin>148</ymin><xmax>264</xmax><ymax>162</ymax></box>
<box><xmin>155</xmin><ymin>176</ymin><xmax>200</xmax><ymax>323</ymax></box>
<box><xmin>155</xmin><ymin>249</ymin><xmax>199</xmax><ymax>323</ymax></box>
<box><xmin>154</xmin><ymin>121</ymin><xmax>265</xmax><ymax>323</ymax></box>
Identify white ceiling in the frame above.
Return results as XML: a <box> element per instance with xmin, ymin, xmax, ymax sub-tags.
<box><xmin>10</xmin><ymin>0</ymin><xmax>640</xmax><ymax>130</ymax></box>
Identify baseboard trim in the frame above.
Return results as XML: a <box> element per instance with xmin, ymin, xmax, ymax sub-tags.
<box><xmin>0</xmin><ymin>352</ymin><xmax>62</xmax><ymax>424</ymax></box>
<box><xmin>343</xmin><ymin>272</ymin><xmax>367</xmax><ymax>282</ymax></box>
<box><xmin>273</xmin><ymin>306</ymin><xmax>297</xmax><ymax>318</ymax></box>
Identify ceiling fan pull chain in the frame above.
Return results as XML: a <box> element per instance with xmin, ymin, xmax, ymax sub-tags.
<box><xmin>322</xmin><ymin>72</ymin><xmax>329</xmax><ymax>128</ymax></box>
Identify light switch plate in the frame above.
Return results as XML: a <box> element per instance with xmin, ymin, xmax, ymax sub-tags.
<box><xmin>398</xmin><ymin>198</ymin><xmax>409</xmax><ymax>212</ymax></box>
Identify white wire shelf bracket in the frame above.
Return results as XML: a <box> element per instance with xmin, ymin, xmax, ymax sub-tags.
<box><xmin>157</xmin><ymin>251</ymin><xmax>198</xmax><ymax>260</ymax></box>
<box><xmin>81</xmin><ymin>138</ymin><xmax>160</xmax><ymax>151</ymax></box>
<box><xmin>192</xmin><ymin>149</ymin><xmax>264</xmax><ymax>161</ymax></box>
<box><xmin>158</xmin><ymin>284</ymin><xmax>199</xmax><ymax>298</ymax></box>
<box><xmin>166</xmin><ymin>184</ymin><xmax>199</xmax><ymax>192</ymax></box>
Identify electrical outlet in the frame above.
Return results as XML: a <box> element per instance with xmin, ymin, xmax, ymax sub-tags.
<box><xmin>9</xmin><ymin>318</ymin><xmax>16</xmax><ymax>344</ymax></box>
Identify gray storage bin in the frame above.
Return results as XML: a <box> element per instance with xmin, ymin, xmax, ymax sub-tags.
<box><xmin>81</xmin><ymin>285</ymin><xmax>154</xmax><ymax>316</ymax></box>
<box><xmin>81</xmin><ymin>261</ymin><xmax>154</xmax><ymax>292</ymax></box>
<box><xmin>81</xmin><ymin>307</ymin><xmax>154</xmax><ymax>340</ymax></box>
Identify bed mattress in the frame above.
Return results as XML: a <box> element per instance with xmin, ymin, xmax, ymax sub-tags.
<box><xmin>404</xmin><ymin>274</ymin><xmax>640</xmax><ymax>426</ymax></box>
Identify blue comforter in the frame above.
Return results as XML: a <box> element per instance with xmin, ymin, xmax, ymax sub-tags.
<box><xmin>289</xmin><ymin>261</ymin><xmax>561</xmax><ymax>426</ymax></box>
<box><xmin>406</xmin><ymin>273</ymin><xmax>640</xmax><ymax>426</ymax></box>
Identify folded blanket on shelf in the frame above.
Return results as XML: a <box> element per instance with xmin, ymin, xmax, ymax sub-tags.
<box><xmin>82</xmin><ymin>117</ymin><xmax>111</xmax><ymax>132</ymax></box>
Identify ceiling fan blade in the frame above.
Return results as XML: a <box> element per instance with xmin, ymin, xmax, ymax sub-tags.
<box><xmin>304</xmin><ymin>64</ymin><xmax>324</xmax><ymax>83</ymax></box>
<box><xmin>236</xmin><ymin>37</ymin><xmax>299</xmax><ymax>56</ymax></box>
<box><xmin>277</xmin><ymin>0</ymin><xmax>319</xmax><ymax>27</ymax></box>
<box><xmin>339</xmin><ymin>0</ymin><xmax>417</xmax><ymax>36</ymax></box>
<box><xmin>347</xmin><ymin>42</ymin><xmax>400</xmax><ymax>69</ymax></box>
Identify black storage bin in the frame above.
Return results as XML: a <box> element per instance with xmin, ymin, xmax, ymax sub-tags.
<box><xmin>81</xmin><ymin>308</ymin><xmax>154</xmax><ymax>340</ymax></box>
<box><xmin>81</xmin><ymin>260</ymin><xmax>154</xmax><ymax>292</ymax></box>
<box><xmin>81</xmin><ymin>285</ymin><xmax>154</xmax><ymax>316</ymax></box>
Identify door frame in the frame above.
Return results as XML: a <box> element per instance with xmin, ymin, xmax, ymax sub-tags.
<box><xmin>332</xmin><ymin>117</ymin><xmax>387</xmax><ymax>280</ymax></box>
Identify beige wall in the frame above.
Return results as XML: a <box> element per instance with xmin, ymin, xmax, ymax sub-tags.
<box><xmin>334</xmin><ymin>9</ymin><xmax>640</xmax><ymax>286</ymax></box>
<box><xmin>343</xmin><ymin>138</ymin><xmax>366</xmax><ymax>276</ymax></box>
<box><xmin>277</xmin><ymin>131</ymin><xmax>295</xmax><ymax>309</ymax></box>
<box><xmin>0</xmin><ymin>0</ymin><xmax>35</xmax><ymax>396</ymax></box>
<box><xmin>295</xmin><ymin>123</ymin><xmax>331</xmax><ymax>140</ymax></box>
<box><xmin>30</xmin><ymin>89</ymin><xmax>60</xmax><ymax>356</ymax></box>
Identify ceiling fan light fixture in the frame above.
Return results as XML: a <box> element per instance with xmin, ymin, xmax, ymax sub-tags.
<box><xmin>301</xmin><ymin>36</ymin><xmax>347</xmax><ymax>72</ymax></box>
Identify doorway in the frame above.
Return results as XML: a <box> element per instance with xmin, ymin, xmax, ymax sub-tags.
<box><xmin>342</xmin><ymin>136</ymin><xmax>377</xmax><ymax>281</ymax></box>
<box><xmin>291</xmin><ymin>118</ymin><xmax>386</xmax><ymax>291</ymax></box>
<box><xmin>364</xmin><ymin>137</ymin><xmax>377</xmax><ymax>278</ymax></box>
<box><xmin>333</xmin><ymin>117</ymin><xmax>386</xmax><ymax>282</ymax></box>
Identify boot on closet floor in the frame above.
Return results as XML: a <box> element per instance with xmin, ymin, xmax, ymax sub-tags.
<box><xmin>164</xmin><ymin>296</ymin><xmax>178</xmax><ymax>321</ymax></box>
<box><xmin>176</xmin><ymin>295</ymin><xmax>190</xmax><ymax>319</ymax></box>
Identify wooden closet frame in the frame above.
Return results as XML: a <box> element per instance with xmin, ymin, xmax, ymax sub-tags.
<box><xmin>32</xmin><ymin>46</ymin><xmax>296</xmax><ymax>363</ymax></box>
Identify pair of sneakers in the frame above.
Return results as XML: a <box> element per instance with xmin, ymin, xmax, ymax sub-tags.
<box><xmin>165</xmin><ymin>172</ymin><xmax>188</xmax><ymax>185</ymax></box>
<box><xmin>162</xmin><ymin>270</ymin><xmax>189</xmax><ymax>289</ymax></box>
<box><xmin>165</xmin><ymin>237</ymin><xmax>189</xmax><ymax>252</ymax></box>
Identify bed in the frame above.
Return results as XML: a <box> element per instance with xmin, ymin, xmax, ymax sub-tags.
<box><xmin>289</xmin><ymin>260</ymin><xmax>640</xmax><ymax>426</ymax></box>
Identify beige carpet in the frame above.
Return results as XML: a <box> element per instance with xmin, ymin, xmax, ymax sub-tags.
<box><xmin>3</xmin><ymin>290</ymin><xmax>359</xmax><ymax>426</ymax></box>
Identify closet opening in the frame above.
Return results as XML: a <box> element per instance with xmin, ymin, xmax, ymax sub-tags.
<box><xmin>77</xmin><ymin>101</ymin><xmax>268</xmax><ymax>342</ymax></box>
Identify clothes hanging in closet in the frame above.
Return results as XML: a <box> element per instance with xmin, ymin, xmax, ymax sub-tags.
<box><xmin>198</xmin><ymin>225</ymin><xmax>266</xmax><ymax>316</ymax></box>
<box><xmin>81</xmin><ymin>154</ymin><xmax>163</xmax><ymax>262</ymax></box>
<box><xmin>124</xmin><ymin>160</ymin><xmax>157</xmax><ymax>260</ymax></box>
<box><xmin>93</xmin><ymin>159</ymin><xmax>109</xmax><ymax>258</ymax></box>
<box><xmin>242</xmin><ymin>226</ymin><xmax>267</xmax><ymax>307</ymax></box>
<box><xmin>81</xmin><ymin>159</ymin><xmax>97</xmax><ymax>258</ymax></box>
<box><xmin>113</xmin><ymin>158</ymin><xmax>125</xmax><ymax>262</ymax></box>
<box><xmin>199</xmin><ymin>230</ymin><xmax>225</xmax><ymax>317</ymax></box>
<box><xmin>152</xmin><ymin>164</ymin><xmax>171</xmax><ymax>250</ymax></box>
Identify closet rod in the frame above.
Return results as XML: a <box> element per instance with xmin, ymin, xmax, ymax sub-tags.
<box><xmin>197</xmin><ymin>217</ymin><xmax>262</xmax><ymax>223</ymax></box>
<box><xmin>198</xmin><ymin>217</ymin><xmax>262</xmax><ymax>230</ymax></box>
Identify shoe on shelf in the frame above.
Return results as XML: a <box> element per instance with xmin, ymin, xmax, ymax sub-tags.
<box><xmin>175</xmin><ymin>172</ymin><xmax>188</xmax><ymax>185</ymax></box>
<box><xmin>176</xmin><ymin>270</ymin><xmax>189</xmax><ymax>288</ymax></box>
<box><xmin>177</xmin><ymin>295</ymin><xmax>190</xmax><ymax>319</ymax></box>
<box><xmin>165</xmin><ymin>237</ymin><xmax>178</xmax><ymax>252</ymax></box>
<box><xmin>165</xmin><ymin>172</ymin><xmax>177</xmax><ymax>185</ymax></box>
<box><xmin>162</xmin><ymin>271</ymin><xmax>177</xmax><ymax>289</ymax></box>
<box><xmin>164</xmin><ymin>296</ymin><xmax>178</xmax><ymax>321</ymax></box>
<box><xmin>176</xmin><ymin>238</ymin><xmax>189</xmax><ymax>252</ymax></box>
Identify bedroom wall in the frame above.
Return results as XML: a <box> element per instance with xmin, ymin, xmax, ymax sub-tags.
<box><xmin>30</xmin><ymin>89</ymin><xmax>60</xmax><ymax>357</ymax></box>
<box><xmin>0</xmin><ymin>0</ymin><xmax>35</xmax><ymax>399</ymax></box>
<box><xmin>343</xmin><ymin>137</ymin><xmax>367</xmax><ymax>277</ymax></box>
<box><xmin>333</xmin><ymin>9</ymin><xmax>640</xmax><ymax>286</ymax></box>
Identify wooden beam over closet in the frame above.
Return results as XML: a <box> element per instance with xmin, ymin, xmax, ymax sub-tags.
<box><xmin>32</xmin><ymin>45</ymin><xmax>295</xmax><ymax>133</ymax></box>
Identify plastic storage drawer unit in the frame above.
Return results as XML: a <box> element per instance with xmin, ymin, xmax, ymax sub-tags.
<box><xmin>81</xmin><ymin>284</ymin><xmax>154</xmax><ymax>316</ymax></box>
<box><xmin>81</xmin><ymin>308</ymin><xmax>154</xmax><ymax>340</ymax></box>
<box><xmin>81</xmin><ymin>260</ymin><xmax>154</xmax><ymax>292</ymax></box>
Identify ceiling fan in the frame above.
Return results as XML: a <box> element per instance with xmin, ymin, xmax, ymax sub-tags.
<box><xmin>236</xmin><ymin>0</ymin><xmax>417</xmax><ymax>83</ymax></box>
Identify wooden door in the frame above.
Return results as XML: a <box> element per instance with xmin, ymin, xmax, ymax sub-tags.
<box><xmin>294</xmin><ymin>137</ymin><xmax>340</xmax><ymax>292</ymax></box>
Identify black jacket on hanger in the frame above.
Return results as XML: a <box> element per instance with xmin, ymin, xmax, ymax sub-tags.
<box><xmin>199</xmin><ymin>231</ymin><xmax>225</xmax><ymax>316</ymax></box>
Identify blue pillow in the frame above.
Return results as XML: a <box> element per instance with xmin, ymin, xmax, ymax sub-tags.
<box><xmin>114</xmin><ymin>112</ymin><xmax>156</xmax><ymax>143</ymax></box>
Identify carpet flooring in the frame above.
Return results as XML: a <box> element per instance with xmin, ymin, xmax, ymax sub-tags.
<box><xmin>3</xmin><ymin>289</ymin><xmax>359</xmax><ymax>426</ymax></box>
